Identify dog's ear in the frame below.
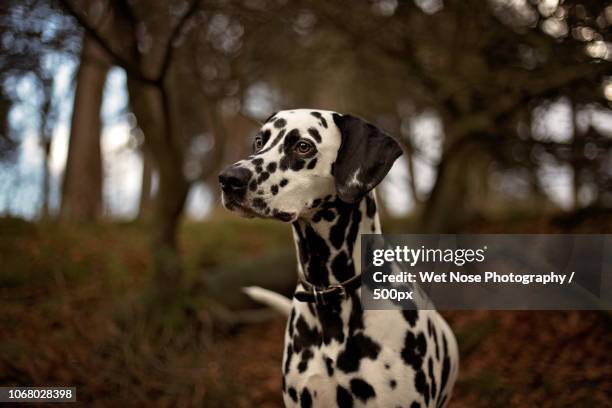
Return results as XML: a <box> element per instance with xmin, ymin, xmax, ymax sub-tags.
<box><xmin>332</xmin><ymin>114</ymin><xmax>403</xmax><ymax>203</ymax></box>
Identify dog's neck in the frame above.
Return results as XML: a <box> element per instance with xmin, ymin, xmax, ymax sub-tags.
<box><xmin>291</xmin><ymin>191</ymin><xmax>380</xmax><ymax>288</ymax></box>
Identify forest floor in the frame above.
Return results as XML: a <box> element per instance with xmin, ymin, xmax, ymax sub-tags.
<box><xmin>0</xmin><ymin>210</ymin><xmax>611</xmax><ymax>407</ymax></box>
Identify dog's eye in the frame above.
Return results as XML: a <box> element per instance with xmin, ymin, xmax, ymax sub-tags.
<box><xmin>254</xmin><ymin>137</ymin><xmax>264</xmax><ymax>151</ymax></box>
<box><xmin>295</xmin><ymin>141</ymin><xmax>313</xmax><ymax>155</ymax></box>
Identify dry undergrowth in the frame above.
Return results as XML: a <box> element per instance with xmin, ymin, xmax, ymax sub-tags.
<box><xmin>1</xmin><ymin>214</ymin><xmax>611</xmax><ymax>406</ymax></box>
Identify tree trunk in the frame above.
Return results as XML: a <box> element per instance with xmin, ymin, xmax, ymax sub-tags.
<box><xmin>60</xmin><ymin>34</ymin><xmax>111</xmax><ymax>221</ymax></box>
<box><xmin>420</xmin><ymin>134</ymin><xmax>487</xmax><ymax>232</ymax></box>
<box><xmin>127</xmin><ymin>79</ymin><xmax>190</xmax><ymax>303</ymax></box>
<box><xmin>570</xmin><ymin>98</ymin><xmax>581</xmax><ymax>210</ymax></box>
<box><xmin>138</xmin><ymin>145</ymin><xmax>154</xmax><ymax>220</ymax></box>
<box><xmin>39</xmin><ymin>78</ymin><xmax>52</xmax><ymax>220</ymax></box>
<box><xmin>41</xmin><ymin>138</ymin><xmax>51</xmax><ymax>219</ymax></box>
<box><xmin>396</xmin><ymin>136</ymin><xmax>421</xmax><ymax>206</ymax></box>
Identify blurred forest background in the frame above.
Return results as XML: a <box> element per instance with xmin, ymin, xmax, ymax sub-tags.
<box><xmin>1</xmin><ymin>0</ymin><xmax>611</xmax><ymax>406</ymax></box>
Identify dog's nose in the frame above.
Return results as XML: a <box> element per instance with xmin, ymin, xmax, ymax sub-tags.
<box><xmin>219</xmin><ymin>165</ymin><xmax>252</xmax><ymax>193</ymax></box>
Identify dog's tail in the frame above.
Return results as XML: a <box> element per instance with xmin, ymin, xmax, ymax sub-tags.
<box><xmin>242</xmin><ymin>286</ymin><xmax>292</xmax><ymax>316</ymax></box>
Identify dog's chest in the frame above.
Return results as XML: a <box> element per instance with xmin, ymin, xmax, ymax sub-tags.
<box><xmin>281</xmin><ymin>299</ymin><xmax>458</xmax><ymax>407</ymax></box>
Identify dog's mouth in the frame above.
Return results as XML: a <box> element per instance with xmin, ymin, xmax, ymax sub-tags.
<box><xmin>222</xmin><ymin>195</ymin><xmax>296</xmax><ymax>223</ymax></box>
<box><xmin>223</xmin><ymin>197</ymin><xmax>258</xmax><ymax>218</ymax></box>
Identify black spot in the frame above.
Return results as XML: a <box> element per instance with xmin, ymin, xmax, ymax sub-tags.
<box><xmin>251</xmin><ymin>158</ymin><xmax>263</xmax><ymax>166</ymax></box>
<box><xmin>274</xmin><ymin>118</ymin><xmax>287</xmax><ymax>128</ymax></box>
<box><xmin>336</xmin><ymin>385</ymin><xmax>353</xmax><ymax>408</ymax></box>
<box><xmin>292</xmin><ymin>223</ymin><xmax>310</xmax><ymax>266</ymax></box>
<box><xmin>401</xmin><ymin>331</ymin><xmax>427</xmax><ymax>370</ymax></box>
<box><xmin>350</xmin><ymin>378</ymin><xmax>376</xmax><ymax>401</ymax></box>
<box><xmin>308</xmin><ymin>127</ymin><xmax>322</xmax><ymax>143</ymax></box>
<box><xmin>271</xmin><ymin>185</ymin><xmax>279</xmax><ymax>195</ymax></box>
<box><xmin>440</xmin><ymin>334</ymin><xmax>451</xmax><ymax>398</ymax></box>
<box><xmin>307</xmin><ymin>158</ymin><xmax>318</xmax><ymax>169</ymax></box>
<box><xmin>300</xmin><ymin>388</ymin><xmax>312</xmax><ymax>408</ymax></box>
<box><xmin>296</xmin><ymin>224</ymin><xmax>331</xmax><ymax>287</ymax></box>
<box><xmin>415</xmin><ymin>369</ymin><xmax>430</xmax><ymax>406</ymax></box>
<box><xmin>402</xmin><ymin>310</ymin><xmax>419</xmax><ymax>327</ymax></box>
<box><xmin>365</xmin><ymin>194</ymin><xmax>377</xmax><ymax>218</ymax></box>
<box><xmin>284</xmin><ymin>343</ymin><xmax>293</xmax><ymax>374</ymax></box>
<box><xmin>320</xmin><ymin>117</ymin><xmax>328</xmax><ymax>128</ymax></box>
<box><xmin>267</xmin><ymin>162</ymin><xmax>277</xmax><ymax>173</ymax></box>
<box><xmin>313</xmin><ymin>207</ymin><xmax>335</xmax><ymax>223</ymax></box>
<box><xmin>288</xmin><ymin>387</ymin><xmax>298</xmax><ymax>402</ymax></box>
<box><xmin>317</xmin><ymin>304</ymin><xmax>344</xmax><ymax>345</ymax></box>
<box><xmin>330</xmin><ymin>200</ymin><xmax>355</xmax><ymax>249</ymax></box>
<box><xmin>384</xmin><ymin>363</ymin><xmax>391</xmax><ymax>369</ymax></box>
<box><xmin>293</xmin><ymin>159</ymin><xmax>306</xmax><ymax>171</ymax></box>
<box><xmin>348</xmin><ymin>293</ymin><xmax>364</xmax><ymax>336</ymax></box>
<box><xmin>337</xmin><ymin>333</ymin><xmax>381</xmax><ymax>373</ymax></box>
<box><xmin>280</xmin><ymin>129</ymin><xmax>300</xmax><ymax>159</ymax></box>
<box><xmin>249</xmin><ymin>180</ymin><xmax>257</xmax><ymax>191</ymax></box>
<box><xmin>332</xmin><ymin>251</ymin><xmax>354</xmax><ymax>282</ymax></box>
<box><xmin>389</xmin><ymin>379</ymin><xmax>397</xmax><ymax>389</ymax></box>
<box><xmin>259</xmin><ymin>129</ymin><xmax>271</xmax><ymax>146</ymax></box>
<box><xmin>428</xmin><ymin>357</ymin><xmax>437</xmax><ymax>401</ymax></box>
<box><xmin>257</xmin><ymin>171</ymin><xmax>270</xmax><ymax>183</ymax></box>
<box><xmin>280</xmin><ymin>179</ymin><xmax>289</xmax><ymax>187</ymax></box>
<box><xmin>298</xmin><ymin>348</ymin><xmax>313</xmax><ymax>373</ymax></box>
<box><xmin>255</xmin><ymin>165</ymin><xmax>263</xmax><ymax>174</ymax></box>
<box><xmin>325</xmin><ymin>357</ymin><xmax>334</xmax><ymax>376</ymax></box>
<box><xmin>411</xmin><ymin>402</ymin><xmax>421</xmax><ymax>408</ymax></box>
<box><xmin>288</xmin><ymin>308</ymin><xmax>296</xmax><ymax>337</ymax></box>
<box><xmin>279</xmin><ymin>157</ymin><xmax>288</xmax><ymax>171</ymax></box>
<box><xmin>345</xmin><ymin>204</ymin><xmax>362</xmax><ymax>255</ymax></box>
<box><xmin>310</xmin><ymin>111</ymin><xmax>322</xmax><ymax>118</ymax></box>
<box><xmin>252</xmin><ymin>198</ymin><xmax>266</xmax><ymax>209</ymax></box>
<box><xmin>294</xmin><ymin>316</ymin><xmax>321</xmax><ymax>353</ymax></box>
<box><xmin>311</xmin><ymin>198</ymin><xmax>322</xmax><ymax>208</ymax></box>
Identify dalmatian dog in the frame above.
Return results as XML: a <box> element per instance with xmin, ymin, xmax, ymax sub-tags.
<box><xmin>218</xmin><ymin>109</ymin><xmax>459</xmax><ymax>408</ymax></box>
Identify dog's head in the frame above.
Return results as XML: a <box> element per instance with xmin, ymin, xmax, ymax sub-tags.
<box><xmin>219</xmin><ymin>109</ymin><xmax>402</xmax><ymax>222</ymax></box>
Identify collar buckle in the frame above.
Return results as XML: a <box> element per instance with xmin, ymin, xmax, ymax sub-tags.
<box><xmin>314</xmin><ymin>287</ymin><xmax>327</xmax><ymax>305</ymax></box>
<box><xmin>313</xmin><ymin>284</ymin><xmax>347</xmax><ymax>306</ymax></box>
<box><xmin>330</xmin><ymin>283</ymin><xmax>347</xmax><ymax>301</ymax></box>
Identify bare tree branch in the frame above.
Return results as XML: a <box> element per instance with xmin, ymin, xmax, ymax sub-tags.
<box><xmin>157</xmin><ymin>0</ymin><xmax>202</xmax><ymax>82</ymax></box>
<box><xmin>56</xmin><ymin>0</ymin><xmax>156</xmax><ymax>85</ymax></box>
